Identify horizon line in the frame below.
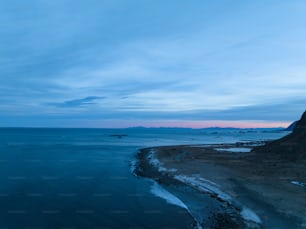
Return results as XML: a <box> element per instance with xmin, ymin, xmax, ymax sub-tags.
<box><xmin>0</xmin><ymin>119</ymin><xmax>293</xmax><ymax>129</ymax></box>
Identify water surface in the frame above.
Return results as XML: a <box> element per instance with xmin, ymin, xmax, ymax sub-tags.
<box><xmin>0</xmin><ymin>128</ymin><xmax>289</xmax><ymax>228</ymax></box>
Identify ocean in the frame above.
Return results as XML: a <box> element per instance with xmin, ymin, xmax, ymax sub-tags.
<box><xmin>0</xmin><ymin>128</ymin><xmax>289</xmax><ymax>228</ymax></box>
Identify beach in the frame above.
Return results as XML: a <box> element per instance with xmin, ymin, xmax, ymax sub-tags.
<box><xmin>135</xmin><ymin>142</ymin><xmax>306</xmax><ymax>228</ymax></box>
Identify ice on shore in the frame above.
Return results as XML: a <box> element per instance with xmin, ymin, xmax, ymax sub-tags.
<box><xmin>291</xmin><ymin>181</ymin><xmax>306</xmax><ymax>188</ymax></box>
<box><xmin>174</xmin><ymin>175</ymin><xmax>232</xmax><ymax>202</ymax></box>
<box><xmin>150</xmin><ymin>182</ymin><xmax>188</xmax><ymax>209</ymax></box>
<box><xmin>147</xmin><ymin>150</ymin><xmax>167</xmax><ymax>172</ymax></box>
<box><xmin>240</xmin><ymin>207</ymin><xmax>262</xmax><ymax>223</ymax></box>
<box><xmin>147</xmin><ymin>150</ymin><xmax>177</xmax><ymax>172</ymax></box>
<box><xmin>215</xmin><ymin>147</ymin><xmax>251</xmax><ymax>153</ymax></box>
<box><xmin>174</xmin><ymin>175</ymin><xmax>262</xmax><ymax>225</ymax></box>
<box><xmin>150</xmin><ymin>182</ymin><xmax>204</xmax><ymax>229</ymax></box>
<box><xmin>147</xmin><ymin>150</ymin><xmax>263</xmax><ymax>227</ymax></box>
<box><xmin>129</xmin><ymin>159</ymin><xmax>137</xmax><ymax>175</ymax></box>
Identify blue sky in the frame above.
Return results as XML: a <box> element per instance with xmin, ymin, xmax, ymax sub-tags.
<box><xmin>1</xmin><ymin>0</ymin><xmax>306</xmax><ymax>128</ymax></box>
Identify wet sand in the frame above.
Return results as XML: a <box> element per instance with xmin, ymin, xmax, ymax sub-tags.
<box><xmin>135</xmin><ymin>142</ymin><xmax>306</xmax><ymax>228</ymax></box>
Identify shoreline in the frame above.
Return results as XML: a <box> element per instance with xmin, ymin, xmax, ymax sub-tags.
<box><xmin>134</xmin><ymin>142</ymin><xmax>305</xmax><ymax>228</ymax></box>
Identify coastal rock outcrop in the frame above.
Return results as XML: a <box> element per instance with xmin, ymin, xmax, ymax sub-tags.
<box><xmin>254</xmin><ymin>110</ymin><xmax>306</xmax><ymax>161</ymax></box>
<box><xmin>285</xmin><ymin>121</ymin><xmax>298</xmax><ymax>131</ymax></box>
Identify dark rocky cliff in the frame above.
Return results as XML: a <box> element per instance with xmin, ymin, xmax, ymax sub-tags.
<box><xmin>285</xmin><ymin>121</ymin><xmax>298</xmax><ymax>131</ymax></box>
<box><xmin>254</xmin><ymin>111</ymin><xmax>306</xmax><ymax>161</ymax></box>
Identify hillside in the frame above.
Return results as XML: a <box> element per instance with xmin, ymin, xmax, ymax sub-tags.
<box><xmin>254</xmin><ymin>111</ymin><xmax>306</xmax><ymax>161</ymax></box>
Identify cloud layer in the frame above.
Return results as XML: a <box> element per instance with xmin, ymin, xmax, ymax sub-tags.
<box><xmin>0</xmin><ymin>0</ymin><xmax>306</xmax><ymax>127</ymax></box>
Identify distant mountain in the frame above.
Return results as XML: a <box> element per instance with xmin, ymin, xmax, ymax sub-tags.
<box><xmin>254</xmin><ymin>110</ymin><xmax>306</xmax><ymax>161</ymax></box>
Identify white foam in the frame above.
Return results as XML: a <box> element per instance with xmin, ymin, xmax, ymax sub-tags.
<box><xmin>240</xmin><ymin>207</ymin><xmax>262</xmax><ymax>223</ymax></box>
<box><xmin>150</xmin><ymin>182</ymin><xmax>188</xmax><ymax>209</ymax></box>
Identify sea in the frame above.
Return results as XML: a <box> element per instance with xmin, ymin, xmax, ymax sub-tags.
<box><xmin>0</xmin><ymin>128</ymin><xmax>290</xmax><ymax>229</ymax></box>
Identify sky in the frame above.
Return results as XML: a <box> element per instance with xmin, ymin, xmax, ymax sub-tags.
<box><xmin>0</xmin><ymin>0</ymin><xmax>306</xmax><ymax>128</ymax></box>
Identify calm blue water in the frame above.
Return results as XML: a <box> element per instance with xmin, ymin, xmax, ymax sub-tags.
<box><xmin>0</xmin><ymin>128</ymin><xmax>289</xmax><ymax>228</ymax></box>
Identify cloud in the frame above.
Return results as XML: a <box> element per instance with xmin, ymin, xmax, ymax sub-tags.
<box><xmin>0</xmin><ymin>1</ymin><xmax>306</xmax><ymax>126</ymax></box>
<box><xmin>48</xmin><ymin>96</ymin><xmax>105</xmax><ymax>108</ymax></box>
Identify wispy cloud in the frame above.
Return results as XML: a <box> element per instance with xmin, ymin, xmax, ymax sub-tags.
<box><xmin>0</xmin><ymin>1</ymin><xmax>306</xmax><ymax>127</ymax></box>
<box><xmin>48</xmin><ymin>96</ymin><xmax>105</xmax><ymax>108</ymax></box>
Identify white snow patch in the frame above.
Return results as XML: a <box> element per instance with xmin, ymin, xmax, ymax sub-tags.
<box><xmin>174</xmin><ymin>175</ymin><xmax>232</xmax><ymax>202</ymax></box>
<box><xmin>150</xmin><ymin>182</ymin><xmax>187</xmax><ymax>209</ymax></box>
<box><xmin>291</xmin><ymin>181</ymin><xmax>306</xmax><ymax>188</ymax></box>
<box><xmin>197</xmin><ymin>177</ymin><xmax>219</xmax><ymax>187</ymax></box>
<box><xmin>240</xmin><ymin>207</ymin><xmax>262</xmax><ymax>223</ymax></box>
<box><xmin>147</xmin><ymin>150</ymin><xmax>166</xmax><ymax>172</ymax></box>
<box><xmin>147</xmin><ymin>150</ymin><xmax>177</xmax><ymax>173</ymax></box>
<box><xmin>215</xmin><ymin>147</ymin><xmax>251</xmax><ymax>153</ymax></box>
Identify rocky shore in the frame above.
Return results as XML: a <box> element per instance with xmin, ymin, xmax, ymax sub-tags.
<box><xmin>135</xmin><ymin>111</ymin><xmax>306</xmax><ymax>228</ymax></box>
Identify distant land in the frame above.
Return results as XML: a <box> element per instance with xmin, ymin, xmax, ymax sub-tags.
<box><xmin>127</xmin><ymin>126</ymin><xmax>286</xmax><ymax>130</ymax></box>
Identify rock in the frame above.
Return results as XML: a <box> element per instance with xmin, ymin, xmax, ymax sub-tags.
<box><xmin>253</xmin><ymin>110</ymin><xmax>306</xmax><ymax>161</ymax></box>
<box><xmin>294</xmin><ymin>111</ymin><xmax>306</xmax><ymax>133</ymax></box>
<box><xmin>285</xmin><ymin>121</ymin><xmax>298</xmax><ymax>131</ymax></box>
<box><xmin>109</xmin><ymin>134</ymin><xmax>128</xmax><ymax>138</ymax></box>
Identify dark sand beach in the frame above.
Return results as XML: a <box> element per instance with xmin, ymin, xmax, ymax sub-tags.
<box><xmin>135</xmin><ymin>112</ymin><xmax>306</xmax><ymax>228</ymax></box>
